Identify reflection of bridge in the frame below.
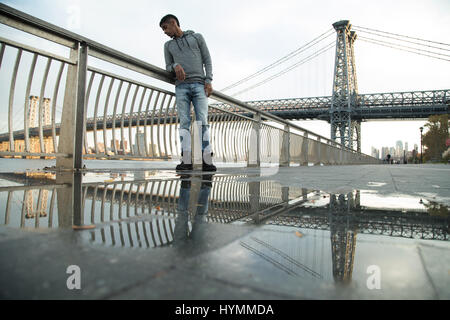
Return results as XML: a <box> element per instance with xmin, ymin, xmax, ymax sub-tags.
<box><xmin>2</xmin><ymin>172</ymin><xmax>447</xmax><ymax>239</ymax></box>
<box><xmin>1</xmin><ymin>172</ymin><xmax>448</xmax><ymax>283</ymax></box>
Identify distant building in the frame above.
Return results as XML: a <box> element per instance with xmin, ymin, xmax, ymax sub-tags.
<box><xmin>29</xmin><ymin>96</ymin><xmax>51</xmax><ymax>128</ymax></box>
<box><xmin>381</xmin><ymin>147</ymin><xmax>390</xmax><ymax>160</ymax></box>
<box><xmin>389</xmin><ymin>147</ymin><xmax>396</xmax><ymax>158</ymax></box>
<box><xmin>0</xmin><ymin>96</ymin><xmax>54</xmax><ymax>156</ymax></box>
<box><xmin>395</xmin><ymin>141</ymin><xmax>403</xmax><ymax>158</ymax></box>
<box><xmin>134</xmin><ymin>131</ymin><xmax>146</xmax><ymax>156</ymax></box>
<box><xmin>110</xmin><ymin>139</ymin><xmax>128</xmax><ymax>155</ymax></box>
<box><xmin>371</xmin><ymin>147</ymin><xmax>380</xmax><ymax>159</ymax></box>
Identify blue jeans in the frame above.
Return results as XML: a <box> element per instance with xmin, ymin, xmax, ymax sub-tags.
<box><xmin>175</xmin><ymin>82</ymin><xmax>211</xmax><ymax>154</ymax></box>
<box><xmin>173</xmin><ymin>184</ymin><xmax>211</xmax><ymax>241</ymax></box>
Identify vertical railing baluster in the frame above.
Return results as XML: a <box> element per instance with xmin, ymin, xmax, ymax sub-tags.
<box><xmin>110</xmin><ymin>184</ymin><xmax>117</xmax><ymax>220</ymax></box>
<box><xmin>135</xmin><ymin>87</ymin><xmax>146</xmax><ymax>156</ymax></box>
<box><xmin>48</xmin><ymin>188</ymin><xmax>55</xmax><ymax>227</ymax></box>
<box><xmin>0</xmin><ymin>43</ymin><xmax>5</xmax><ymax>69</ymax></box>
<box><xmin>51</xmin><ymin>62</ymin><xmax>65</xmax><ymax>153</ymax></box>
<box><xmin>91</xmin><ymin>185</ymin><xmax>98</xmax><ymax>224</ymax></box>
<box><xmin>157</xmin><ymin>93</ymin><xmax>167</xmax><ymax>158</ymax></box>
<box><xmin>24</xmin><ymin>53</ymin><xmax>37</xmax><ymax>153</ymax></box>
<box><xmin>167</xmin><ymin>97</ymin><xmax>176</xmax><ymax>158</ymax></box>
<box><xmin>103</xmin><ymin>77</ymin><xmax>114</xmax><ymax>156</ymax></box>
<box><xmin>174</xmin><ymin>102</ymin><xmax>179</xmax><ymax>158</ymax></box>
<box><xmin>163</xmin><ymin>95</ymin><xmax>174</xmax><ymax>160</ymax></box>
<box><xmin>128</xmin><ymin>85</ymin><xmax>140</xmax><ymax>156</ymax></box>
<box><xmin>111</xmin><ymin>80</ymin><xmax>123</xmax><ymax>155</ymax></box>
<box><xmin>8</xmin><ymin>49</ymin><xmax>22</xmax><ymax>152</ymax></box>
<box><xmin>5</xmin><ymin>191</ymin><xmax>12</xmax><ymax>226</ymax></box>
<box><xmin>216</xmin><ymin>111</ymin><xmax>226</xmax><ymax>162</ymax></box>
<box><xmin>163</xmin><ymin>94</ymin><xmax>174</xmax><ymax>159</ymax></box>
<box><xmin>150</xmin><ymin>91</ymin><xmax>161</xmax><ymax>158</ymax></box>
<box><xmin>93</xmin><ymin>73</ymin><xmax>105</xmax><ymax>155</ymax></box>
<box><xmin>20</xmin><ymin>190</ymin><xmax>27</xmax><ymax>228</ymax></box>
<box><xmin>120</xmin><ymin>83</ymin><xmax>132</xmax><ymax>156</ymax></box>
<box><xmin>83</xmin><ymin>72</ymin><xmax>95</xmax><ymax>155</ymax></box>
<box><xmin>38</xmin><ymin>57</ymin><xmax>52</xmax><ymax>154</ymax></box>
<box><xmin>143</xmin><ymin>89</ymin><xmax>154</xmax><ymax>157</ymax></box>
<box><xmin>101</xmin><ymin>185</ymin><xmax>107</xmax><ymax>222</ymax></box>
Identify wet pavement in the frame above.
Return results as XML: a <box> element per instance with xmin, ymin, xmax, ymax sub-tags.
<box><xmin>0</xmin><ymin>161</ymin><xmax>449</xmax><ymax>299</ymax></box>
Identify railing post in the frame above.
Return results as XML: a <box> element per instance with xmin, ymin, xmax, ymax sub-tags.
<box><xmin>315</xmin><ymin>136</ymin><xmax>321</xmax><ymax>166</ymax></box>
<box><xmin>247</xmin><ymin>113</ymin><xmax>261</xmax><ymax>167</ymax></box>
<box><xmin>280</xmin><ymin>124</ymin><xmax>290</xmax><ymax>167</ymax></box>
<box><xmin>249</xmin><ymin>180</ymin><xmax>261</xmax><ymax>223</ymax></box>
<box><xmin>56</xmin><ymin>42</ymin><xmax>88</xmax><ymax>171</ymax></box>
<box><xmin>301</xmin><ymin>132</ymin><xmax>309</xmax><ymax>166</ymax></box>
<box><xmin>191</xmin><ymin>110</ymin><xmax>203</xmax><ymax>170</ymax></box>
<box><xmin>74</xmin><ymin>43</ymin><xmax>88</xmax><ymax>170</ymax></box>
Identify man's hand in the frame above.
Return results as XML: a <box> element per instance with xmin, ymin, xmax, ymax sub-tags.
<box><xmin>204</xmin><ymin>83</ymin><xmax>213</xmax><ymax>97</ymax></box>
<box><xmin>174</xmin><ymin>64</ymin><xmax>186</xmax><ymax>81</ymax></box>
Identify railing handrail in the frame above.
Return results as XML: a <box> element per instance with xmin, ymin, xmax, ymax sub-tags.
<box><xmin>0</xmin><ymin>2</ymin><xmax>377</xmax><ymax>157</ymax></box>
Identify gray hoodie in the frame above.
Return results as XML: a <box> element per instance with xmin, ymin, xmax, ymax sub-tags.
<box><xmin>164</xmin><ymin>30</ymin><xmax>213</xmax><ymax>86</ymax></box>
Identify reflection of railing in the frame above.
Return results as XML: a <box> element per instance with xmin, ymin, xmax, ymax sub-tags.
<box><xmin>1</xmin><ymin>173</ymin><xmax>448</xmax><ymax>283</ymax></box>
<box><xmin>0</xmin><ymin>4</ymin><xmax>381</xmax><ymax>168</ymax></box>
<box><xmin>1</xmin><ymin>174</ymin><xmax>447</xmax><ymax>241</ymax></box>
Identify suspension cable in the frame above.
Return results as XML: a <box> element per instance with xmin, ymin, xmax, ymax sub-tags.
<box><xmin>354</xmin><ymin>28</ymin><xmax>450</xmax><ymax>52</ymax></box>
<box><xmin>221</xmin><ymin>28</ymin><xmax>334</xmax><ymax>92</ymax></box>
<box><xmin>358</xmin><ymin>37</ymin><xmax>450</xmax><ymax>62</ymax></box>
<box><xmin>358</xmin><ymin>35</ymin><xmax>450</xmax><ymax>59</ymax></box>
<box><xmin>353</xmin><ymin>25</ymin><xmax>450</xmax><ymax>48</ymax></box>
<box><xmin>232</xmin><ymin>41</ymin><xmax>335</xmax><ymax>96</ymax></box>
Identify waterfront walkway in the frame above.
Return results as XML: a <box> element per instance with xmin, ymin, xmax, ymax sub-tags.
<box><xmin>0</xmin><ymin>163</ymin><xmax>449</xmax><ymax>299</ymax></box>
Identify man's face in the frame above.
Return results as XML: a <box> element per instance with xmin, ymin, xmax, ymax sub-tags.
<box><xmin>161</xmin><ymin>19</ymin><xmax>177</xmax><ymax>39</ymax></box>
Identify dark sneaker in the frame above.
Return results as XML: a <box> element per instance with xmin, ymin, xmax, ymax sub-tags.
<box><xmin>202</xmin><ymin>161</ymin><xmax>216</xmax><ymax>171</ymax></box>
<box><xmin>202</xmin><ymin>152</ymin><xmax>216</xmax><ymax>171</ymax></box>
<box><xmin>176</xmin><ymin>162</ymin><xmax>193</xmax><ymax>171</ymax></box>
<box><xmin>201</xmin><ymin>174</ymin><xmax>214</xmax><ymax>187</ymax></box>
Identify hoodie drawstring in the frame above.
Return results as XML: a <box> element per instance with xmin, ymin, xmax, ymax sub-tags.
<box><xmin>174</xmin><ymin>34</ymin><xmax>193</xmax><ymax>51</ymax></box>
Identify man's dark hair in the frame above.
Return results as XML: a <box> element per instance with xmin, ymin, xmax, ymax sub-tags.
<box><xmin>160</xmin><ymin>14</ymin><xmax>180</xmax><ymax>27</ymax></box>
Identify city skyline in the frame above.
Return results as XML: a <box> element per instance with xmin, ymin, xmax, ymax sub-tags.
<box><xmin>371</xmin><ymin>139</ymin><xmax>420</xmax><ymax>160</ymax></box>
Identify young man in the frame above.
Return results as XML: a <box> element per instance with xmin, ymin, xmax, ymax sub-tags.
<box><xmin>160</xmin><ymin>14</ymin><xmax>216</xmax><ymax>171</ymax></box>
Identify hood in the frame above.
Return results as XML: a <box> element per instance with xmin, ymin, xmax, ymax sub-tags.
<box><xmin>173</xmin><ymin>30</ymin><xmax>196</xmax><ymax>51</ymax></box>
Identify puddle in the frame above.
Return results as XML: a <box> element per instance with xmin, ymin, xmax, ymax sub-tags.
<box><xmin>0</xmin><ymin>170</ymin><xmax>449</xmax><ymax>299</ymax></box>
<box><xmin>367</xmin><ymin>182</ymin><xmax>387</xmax><ymax>187</ymax></box>
<box><xmin>0</xmin><ymin>171</ymin><xmax>448</xmax><ymax>244</ymax></box>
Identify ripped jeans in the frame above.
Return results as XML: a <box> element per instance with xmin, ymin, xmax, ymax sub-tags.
<box><xmin>175</xmin><ymin>82</ymin><xmax>211</xmax><ymax>154</ymax></box>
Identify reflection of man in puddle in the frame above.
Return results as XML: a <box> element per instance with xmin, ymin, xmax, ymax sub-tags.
<box><xmin>173</xmin><ymin>175</ymin><xmax>213</xmax><ymax>243</ymax></box>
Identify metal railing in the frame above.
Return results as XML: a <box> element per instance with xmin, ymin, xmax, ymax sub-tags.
<box><xmin>0</xmin><ymin>3</ymin><xmax>381</xmax><ymax>169</ymax></box>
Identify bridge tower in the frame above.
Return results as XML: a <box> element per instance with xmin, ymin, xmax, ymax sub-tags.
<box><xmin>329</xmin><ymin>192</ymin><xmax>358</xmax><ymax>283</ymax></box>
<box><xmin>330</xmin><ymin>20</ymin><xmax>361</xmax><ymax>151</ymax></box>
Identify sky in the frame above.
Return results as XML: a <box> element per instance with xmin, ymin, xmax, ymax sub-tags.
<box><xmin>1</xmin><ymin>0</ymin><xmax>449</xmax><ymax>156</ymax></box>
